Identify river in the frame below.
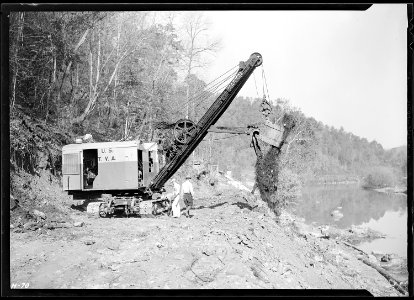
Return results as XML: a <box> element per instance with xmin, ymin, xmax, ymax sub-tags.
<box><xmin>288</xmin><ymin>184</ymin><xmax>408</xmax><ymax>258</ymax></box>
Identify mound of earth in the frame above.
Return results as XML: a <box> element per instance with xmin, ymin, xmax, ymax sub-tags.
<box><xmin>10</xmin><ymin>175</ymin><xmax>404</xmax><ymax>295</ymax></box>
<box><xmin>10</xmin><ymin>108</ymin><xmax>75</xmax><ymax>230</ymax></box>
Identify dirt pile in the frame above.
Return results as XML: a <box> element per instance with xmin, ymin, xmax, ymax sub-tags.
<box><xmin>10</xmin><ymin>169</ymin><xmax>74</xmax><ymax>232</ymax></box>
<box><xmin>10</xmin><ymin>108</ymin><xmax>76</xmax><ymax>231</ymax></box>
<box><xmin>255</xmin><ymin>114</ymin><xmax>296</xmax><ymax>216</ymax></box>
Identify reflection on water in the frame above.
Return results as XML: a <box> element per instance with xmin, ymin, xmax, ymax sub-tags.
<box><xmin>289</xmin><ymin>184</ymin><xmax>407</xmax><ymax>257</ymax></box>
<box><xmin>358</xmin><ymin>209</ymin><xmax>407</xmax><ymax>257</ymax></box>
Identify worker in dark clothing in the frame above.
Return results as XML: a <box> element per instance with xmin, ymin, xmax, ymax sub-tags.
<box><xmin>86</xmin><ymin>168</ymin><xmax>96</xmax><ymax>185</ymax></box>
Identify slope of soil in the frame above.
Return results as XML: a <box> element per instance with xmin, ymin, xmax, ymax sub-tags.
<box><xmin>10</xmin><ymin>176</ymin><xmax>404</xmax><ymax>295</ymax></box>
<box><xmin>10</xmin><ymin>107</ymin><xmax>74</xmax><ymax>228</ymax></box>
<box><xmin>10</xmin><ymin>169</ymin><xmax>73</xmax><ymax>227</ymax></box>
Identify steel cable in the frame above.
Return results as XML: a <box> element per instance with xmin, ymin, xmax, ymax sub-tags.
<box><xmin>167</xmin><ymin>64</ymin><xmax>239</xmax><ymax>113</ymax></box>
<box><xmin>193</xmin><ymin>69</ymin><xmax>238</xmax><ymax>109</ymax></box>
<box><xmin>183</xmin><ymin>67</ymin><xmax>238</xmax><ymax>110</ymax></box>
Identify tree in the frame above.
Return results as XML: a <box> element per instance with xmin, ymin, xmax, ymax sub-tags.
<box><xmin>9</xmin><ymin>11</ymin><xmax>108</xmax><ymax>123</ymax></box>
<box><xmin>71</xmin><ymin>12</ymin><xmax>148</xmax><ymax>126</ymax></box>
<box><xmin>362</xmin><ymin>167</ymin><xmax>397</xmax><ymax>189</ymax></box>
<box><xmin>179</xmin><ymin>12</ymin><xmax>221</xmax><ymax>120</ymax></box>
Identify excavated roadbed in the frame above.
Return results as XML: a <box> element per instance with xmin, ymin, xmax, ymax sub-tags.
<box><xmin>10</xmin><ymin>181</ymin><xmax>405</xmax><ymax>295</ymax></box>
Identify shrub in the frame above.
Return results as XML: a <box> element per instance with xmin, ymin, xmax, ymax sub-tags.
<box><xmin>362</xmin><ymin>167</ymin><xmax>397</xmax><ymax>189</ymax></box>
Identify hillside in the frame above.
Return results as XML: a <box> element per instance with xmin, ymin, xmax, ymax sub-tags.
<box><xmin>204</xmin><ymin>96</ymin><xmax>407</xmax><ymax>186</ymax></box>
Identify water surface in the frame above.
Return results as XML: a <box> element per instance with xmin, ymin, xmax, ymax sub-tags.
<box><xmin>289</xmin><ymin>184</ymin><xmax>407</xmax><ymax>258</ymax></box>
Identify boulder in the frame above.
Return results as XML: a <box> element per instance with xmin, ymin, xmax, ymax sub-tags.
<box><xmin>32</xmin><ymin>209</ymin><xmax>46</xmax><ymax>220</ymax></box>
<box><xmin>23</xmin><ymin>221</ymin><xmax>38</xmax><ymax>229</ymax></box>
<box><xmin>314</xmin><ymin>255</ymin><xmax>324</xmax><ymax>262</ymax></box>
<box><xmin>330</xmin><ymin>209</ymin><xmax>344</xmax><ymax>221</ymax></box>
<box><xmin>368</xmin><ymin>254</ymin><xmax>378</xmax><ymax>264</ymax></box>
<box><xmin>73</xmin><ymin>221</ymin><xmax>84</xmax><ymax>227</ymax></box>
<box><xmin>23</xmin><ymin>221</ymin><xmax>43</xmax><ymax>231</ymax></box>
<box><xmin>381</xmin><ymin>254</ymin><xmax>391</xmax><ymax>262</ymax></box>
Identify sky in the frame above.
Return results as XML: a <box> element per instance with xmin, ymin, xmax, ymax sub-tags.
<box><xmin>185</xmin><ymin>5</ymin><xmax>407</xmax><ymax>150</ymax></box>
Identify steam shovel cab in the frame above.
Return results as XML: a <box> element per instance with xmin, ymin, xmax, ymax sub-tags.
<box><xmin>62</xmin><ymin>140</ymin><xmax>167</xmax><ymax>216</ymax></box>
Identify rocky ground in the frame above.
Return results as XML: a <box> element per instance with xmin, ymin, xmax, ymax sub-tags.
<box><xmin>9</xmin><ymin>173</ymin><xmax>409</xmax><ymax>295</ymax></box>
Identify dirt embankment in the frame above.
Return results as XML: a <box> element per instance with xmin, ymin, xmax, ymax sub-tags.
<box><xmin>9</xmin><ymin>174</ymin><xmax>407</xmax><ymax>295</ymax></box>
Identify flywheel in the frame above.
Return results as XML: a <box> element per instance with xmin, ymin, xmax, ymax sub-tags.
<box><xmin>173</xmin><ymin>119</ymin><xmax>196</xmax><ymax>144</ymax></box>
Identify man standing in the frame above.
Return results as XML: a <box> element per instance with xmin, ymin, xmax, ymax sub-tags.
<box><xmin>181</xmin><ymin>175</ymin><xmax>194</xmax><ymax>218</ymax></box>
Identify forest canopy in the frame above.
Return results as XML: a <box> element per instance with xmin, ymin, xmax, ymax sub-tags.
<box><xmin>8</xmin><ymin>11</ymin><xmax>406</xmax><ymax>189</ymax></box>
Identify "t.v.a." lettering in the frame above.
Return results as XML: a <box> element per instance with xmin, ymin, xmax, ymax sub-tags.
<box><xmin>98</xmin><ymin>156</ymin><xmax>116</xmax><ymax>162</ymax></box>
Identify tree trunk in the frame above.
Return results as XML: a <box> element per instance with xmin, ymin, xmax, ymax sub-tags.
<box><xmin>110</xmin><ymin>19</ymin><xmax>121</xmax><ymax>129</ymax></box>
<box><xmin>11</xmin><ymin>12</ymin><xmax>25</xmax><ymax>110</ymax></box>
<box><xmin>57</xmin><ymin>28</ymin><xmax>90</xmax><ymax>103</ymax></box>
<box><xmin>124</xmin><ymin>117</ymin><xmax>128</xmax><ymax>140</ymax></box>
<box><xmin>45</xmin><ymin>52</ymin><xmax>57</xmax><ymax>123</ymax></box>
<box><xmin>89</xmin><ymin>36</ymin><xmax>94</xmax><ymax>106</ymax></box>
<box><xmin>72</xmin><ymin>56</ymin><xmax>124</xmax><ymax>125</ymax></box>
<box><xmin>148</xmin><ymin>58</ymin><xmax>165</xmax><ymax>140</ymax></box>
<box><xmin>359</xmin><ymin>257</ymin><xmax>407</xmax><ymax>295</ymax></box>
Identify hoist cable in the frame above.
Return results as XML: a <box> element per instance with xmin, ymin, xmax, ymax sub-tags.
<box><xmin>262</xmin><ymin>65</ymin><xmax>271</xmax><ymax>101</ymax></box>
<box><xmin>176</xmin><ymin>64</ymin><xmax>239</xmax><ymax>112</ymax></box>
<box><xmin>253</xmin><ymin>71</ymin><xmax>261</xmax><ymax>99</ymax></box>
<box><xmin>174</xmin><ymin>71</ymin><xmax>236</xmax><ymax>118</ymax></box>
<box><xmin>160</xmin><ymin>64</ymin><xmax>238</xmax><ymax>115</ymax></box>
<box><xmin>192</xmin><ymin>71</ymin><xmax>236</xmax><ymax>107</ymax></box>
<box><xmin>181</xmin><ymin>69</ymin><xmax>238</xmax><ymax>121</ymax></box>
<box><xmin>191</xmin><ymin>68</ymin><xmax>238</xmax><ymax>108</ymax></box>
<box><xmin>193</xmin><ymin>69</ymin><xmax>238</xmax><ymax>109</ymax></box>
<box><xmin>212</xmin><ymin>134</ymin><xmax>241</xmax><ymax>141</ymax></box>
<box><xmin>261</xmin><ymin>67</ymin><xmax>266</xmax><ymax>98</ymax></box>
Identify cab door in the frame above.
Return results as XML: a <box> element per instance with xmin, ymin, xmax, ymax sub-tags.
<box><xmin>141</xmin><ymin>149</ymin><xmax>156</xmax><ymax>186</ymax></box>
<box><xmin>138</xmin><ymin>149</ymin><xmax>143</xmax><ymax>187</ymax></box>
<box><xmin>62</xmin><ymin>151</ymin><xmax>82</xmax><ymax>191</ymax></box>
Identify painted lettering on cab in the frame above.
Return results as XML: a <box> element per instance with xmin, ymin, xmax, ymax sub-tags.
<box><xmin>101</xmin><ymin>148</ymin><xmax>113</xmax><ymax>154</ymax></box>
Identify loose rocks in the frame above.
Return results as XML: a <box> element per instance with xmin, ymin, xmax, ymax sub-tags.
<box><xmin>32</xmin><ymin>209</ymin><xmax>46</xmax><ymax>220</ymax></box>
<box><xmin>73</xmin><ymin>222</ymin><xmax>84</xmax><ymax>227</ymax></box>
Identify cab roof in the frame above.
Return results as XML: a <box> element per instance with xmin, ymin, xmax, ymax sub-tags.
<box><xmin>62</xmin><ymin>140</ymin><xmax>159</xmax><ymax>152</ymax></box>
